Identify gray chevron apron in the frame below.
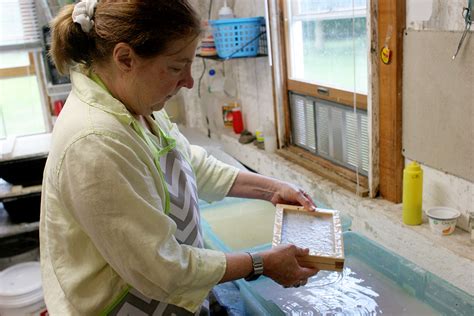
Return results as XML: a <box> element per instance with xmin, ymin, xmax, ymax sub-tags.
<box><xmin>107</xmin><ymin>118</ymin><xmax>209</xmax><ymax>316</ymax></box>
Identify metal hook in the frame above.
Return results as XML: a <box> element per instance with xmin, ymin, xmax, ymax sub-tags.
<box><xmin>452</xmin><ymin>7</ymin><xmax>472</xmax><ymax>60</ymax></box>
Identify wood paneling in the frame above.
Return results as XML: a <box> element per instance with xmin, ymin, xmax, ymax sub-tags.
<box><xmin>287</xmin><ymin>79</ymin><xmax>367</xmax><ymax>110</ymax></box>
<box><xmin>279</xmin><ymin>0</ymin><xmax>292</xmax><ymax>146</ymax></box>
<box><xmin>378</xmin><ymin>0</ymin><xmax>405</xmax><ymax>202</ymax></box>
<box><xmin>368</xmin><ymin>0</ymin><xmax>380</xmax><ymax>198</ymax></box>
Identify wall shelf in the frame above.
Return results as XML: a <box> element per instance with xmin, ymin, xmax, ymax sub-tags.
<box><xmin>198</xmin><ymin>18</ymin><xmax>269</xmax><ymax>62</ymax></box>
<box><xmin>196</xmin><ymin>53</ymin><xmax>268</xmax><ymax>61</ymax></box>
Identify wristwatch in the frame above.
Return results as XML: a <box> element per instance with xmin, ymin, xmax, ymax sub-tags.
<box><xmin>244</xmin><ymin>252</ymin><xmax>264</xmax><ymax>281</ymax></box>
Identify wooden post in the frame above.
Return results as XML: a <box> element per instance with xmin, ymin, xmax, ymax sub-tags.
<box><xmin>378</xmin><ymin>0</ymin><xmax>405</xmax><ymax>202</ymax></box>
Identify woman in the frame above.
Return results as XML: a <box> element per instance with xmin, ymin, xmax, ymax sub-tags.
<box><xmin>40</xmin><ymin>0</ymin><xmax>319</xmax><ymax>315</ymax></box>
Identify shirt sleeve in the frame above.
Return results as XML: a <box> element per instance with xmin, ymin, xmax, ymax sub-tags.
<box><xmin>58</xmin><ymin>132</ymin><xmax>226</xmax><ymax>312</ymax></box>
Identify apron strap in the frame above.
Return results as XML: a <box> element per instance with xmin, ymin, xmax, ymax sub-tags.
<box><xmin>131</xmin><ymin>119</ymin><xmax>176</xmax><ymax>215</ymax></box>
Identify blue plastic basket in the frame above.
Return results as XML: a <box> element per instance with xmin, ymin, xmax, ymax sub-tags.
<box><xmin>209</xmin><ymin>17</ymin><xmax>265</xmax><ymax>59</ymax></box>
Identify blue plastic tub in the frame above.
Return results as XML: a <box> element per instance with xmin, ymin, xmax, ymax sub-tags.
<box><xmin>209</xmin><ymin>17</ymin><xmax>265</xmax><ymax>58</ymax></box>
<box><xmin>236</xmin><ymin>232</ymin><xmax>474</xmax><ymax>315</ymax></box>
<box><xmin>200</xmin><ymin>198</ymin><xmax>474</xmax><ymax>315</ymax></box>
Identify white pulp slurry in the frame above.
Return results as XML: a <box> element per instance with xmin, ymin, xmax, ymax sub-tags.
<box><xmin>253</xmin><ymin>257</ymin><xmax>437</xmax><ymax>315</ymax></box>
<box><xmin>281</xmin><ymin>212</ymin><xmax>335</xmax><ymax>255</ymax></box>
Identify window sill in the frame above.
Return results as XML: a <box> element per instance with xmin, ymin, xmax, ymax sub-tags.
<box><xmin>210</xmin><ymin>128</ymin><xmax>369</xmax><ymax>196</ymax></box>
<box><xmin>278</xmin><ymin>146</ymin><xmax>369</xmax><ymax>197</ymax></box>
<box><xmin>0</xmin><ymin>133</ymin><xmax>51</xmax><ymax>160</ymax></box>
<box><xmin>196</xmin><ymin>53</ymin><xmax>269</xmax><ymax>61</ymax></box>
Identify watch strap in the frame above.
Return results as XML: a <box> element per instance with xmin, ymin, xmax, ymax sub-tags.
<box><xmin>244</xmin><ymin>252</ymin><xmax>264</xmax><ymax>281</ymax></box>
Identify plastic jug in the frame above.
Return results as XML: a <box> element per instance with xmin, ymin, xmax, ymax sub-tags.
<box><xmin>264</xmin><ymin>121</ymin><xmax>277</xmax><ymax>153</ymax></box>
<box><xmin>232</xmin><ymin>107</ymin><xmax>244</xmax><ymax>134</ymax></box>
<box><xmin>205</xmin><ymin>69</ymin><xmax>240</xmax><ymax>133</ymax></box>
<box><xmin>218</xmin><ymin>0</ymin><xmax>235</xmax><ymax>19</ymax></box>
<box><xmin>402</xmin><ymin>161</ymin><xmax>423</xmax><ymax>225</ymax></box>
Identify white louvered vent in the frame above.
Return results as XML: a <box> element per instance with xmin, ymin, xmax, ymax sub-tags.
<box><xmin>290</xmin><ymin>93</ymin><xmax>369</xmax><ymax>175</ymax></box>
<box><xmin>360</xmin><ymin>115</ymin><xmax>369</xmax><ymax>172</ymax></box>
<box><xmin>0</xmin><ymin>0</ymin><xmax>41</xmax><ymax>51</ymax></box>
<box><xmin>329</xmin><ymin>105</ymin><xmax>344</xmax><ymax>162</ymax></box>
<box><xmin>345</xmin><ymin>110</ymin><xmax>359</xmax><ymax>169</ymax></box>
<box><xmin>290</xmin><ymin>93</ymin><xmax>316</xmax><ymax>152</ymax></box>
<box><xmin>316</xmin><ymin>104</ymin><xmax>329</xmax><ymax>156</ymax></box>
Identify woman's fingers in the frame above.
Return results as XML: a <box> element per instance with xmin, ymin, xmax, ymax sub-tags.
<box><xmin>292</xmin><ymin>279</ymin><xmax>308</xmax><ymax>288</ymax></box>
<box><xmin>300</xmin><ymin>266</ymin><xmax>319</xmax><ymax>279</ymax></box>
<box><xmin>261</xmin><ymin>245</ymin><xmax>319</xmax><ymax>288</ymax></box>
<box><xmin>284</xmin><ymin>278</ymin><xmax>309</xmax><ymax>289</ymax></box>
<box><xmin>295</xmin><ymin>246</ymin><xmax>310</xmax><ymax>257</ymax></box>
<box><xmin>298</xmin><ymin>189</ymin><xmax>317</xmax><ymax>211</ymax></box>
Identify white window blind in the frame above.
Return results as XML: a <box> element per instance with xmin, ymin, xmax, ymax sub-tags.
<box><xmin>290</xmin><ymin>93</ymin><xmax>316</xmax><ymax>152</ymax></box>
<box><xmin>290</xmin><ymin>93</ymin><xmax>369</xmax><ymax>175</ymax></box>
<box><xmin>0</xmin><ymin>0</ymin><xmax>42</xmax><ymax>51</ymax></box>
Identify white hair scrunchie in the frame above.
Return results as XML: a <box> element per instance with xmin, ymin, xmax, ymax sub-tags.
<box><xmin>72</xmin><ymin>0</ymin><xmax>98</xmax><ymax>33</ymax></box>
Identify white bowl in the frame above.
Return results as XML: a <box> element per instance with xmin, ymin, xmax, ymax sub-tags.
<box><xmin>425</xmin><ymin>207</ymin><xmax>461</xmax><ymax>236</ymax></box>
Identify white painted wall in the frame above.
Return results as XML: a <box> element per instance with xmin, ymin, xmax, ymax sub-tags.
<box><xmin>406</xmin><ymin>0</ymin><xmax>473</xmax><ymax>230</ymax></box>
<box><xmin>407</xmin><ymin>0</ymin><xmax>469</xmax><ymax>31</ymax></box>
<box><xmin>185</xmin><ymin>0</ymin><xmax>275</xmax><ymax>138</ymax></box>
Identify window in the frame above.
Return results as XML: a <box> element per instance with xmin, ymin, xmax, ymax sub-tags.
<box><xmin>0</xmin><ymin>51</ymin><xmax>46</xmax><ymax>138</ymax></box>
<box><xmin>280</xmin><ymin>0</ymin><xmax>369</xmax><ymax>189</ymax></box>
<box><xmin>286</xmin><ymin>0</ymin><xmax>367</xmax><ymax>94</ymax></box>
<box><xmin>0</xmin><ymin>0</ymin><xmax>48</xmax><ymax>138</ymax></box>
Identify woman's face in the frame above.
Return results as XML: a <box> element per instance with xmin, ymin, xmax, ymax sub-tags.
<box><xmin>124</xmin><ymin>36</ymin><xmax>199</xmax><ymax>116</ymax></box>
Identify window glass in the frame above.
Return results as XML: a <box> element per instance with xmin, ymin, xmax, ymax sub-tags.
<box><xmin>0</xmin><ymin>51</ymin><xmax>30</xmax><ymax>69</ymax></box>
<box><xmin>0</xmin><ymin>0</ymin><xmax>24</xmax><ymax>46</ymax></box>
<box><xmin>287</xmin><ymin>0</ymin><xmax>368</xmax><ymax>94</ymax></box>
<box><xmin>0</xmin><ymin>75</ymin><xmax>45</xmax><ymax>138</ymax></box>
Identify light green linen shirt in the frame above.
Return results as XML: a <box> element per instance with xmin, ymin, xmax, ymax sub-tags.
<box><xmin>40</xmin><ymin>67</ymin><xmax>238</xmax><ymax>315</ymax></box>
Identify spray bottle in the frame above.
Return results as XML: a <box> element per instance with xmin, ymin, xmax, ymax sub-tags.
<box><xmin>402</xmin><ymin>161</ymin><xmax>423</xmax><ymax>225</ymax></box>
<box><xmin>219</xmin><ymin>0</ymin><xmax>234</xmax><ymax>19</ymax></box>
<box><xmin>204</xmin><ymin>69</ymin><xmax>225</xmax><ymax>134</ymax></box>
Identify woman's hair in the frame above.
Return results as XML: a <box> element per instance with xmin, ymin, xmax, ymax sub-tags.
<box><xmin>50</xmin><ymin>0</ymin><xmax>201</xmax><ymax>74</ymax></box>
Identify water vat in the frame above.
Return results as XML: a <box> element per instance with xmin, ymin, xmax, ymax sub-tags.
<box><xmin>200</xmin><ymin>198</ymin><xmax>474</xmax><ymax>315</ymax></box>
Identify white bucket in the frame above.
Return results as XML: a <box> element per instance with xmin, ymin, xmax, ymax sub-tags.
<box><xmin>0</xmin><ymin>262</ymin><xmax>47</xmax><ymax>316</ymax></box>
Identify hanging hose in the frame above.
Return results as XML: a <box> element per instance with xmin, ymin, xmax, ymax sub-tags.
<box><xmin>465</xmin><ymin>0</ymin><xmax>472</xmax><ymax>24</ymax></box>
<box><xmin>452</xmin><ymin>0</ymin><xmax>472</xmax><ymax>60</ymax></box>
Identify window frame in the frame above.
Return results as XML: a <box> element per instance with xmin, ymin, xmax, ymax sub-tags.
<box><xmin>271</xmin><ymin>0</ymin><xmax>404</xmax><ymax>202</ymax></box>
<box><xmin>0</xmin><ymin>52</ymin><xmax>36</xmax><ymax>78</ymax></box>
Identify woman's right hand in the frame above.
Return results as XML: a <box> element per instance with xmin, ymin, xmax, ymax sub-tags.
<box><xmin>260</xmin><ymin>244</ymin><xmax>319</xmax><ymax>287</ymax></box>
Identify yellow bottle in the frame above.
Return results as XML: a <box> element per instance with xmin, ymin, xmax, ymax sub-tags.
<box><xmin>402</xmin><ymin>161</ymin><xmax>423</xmax><ymax>225</ymax></box>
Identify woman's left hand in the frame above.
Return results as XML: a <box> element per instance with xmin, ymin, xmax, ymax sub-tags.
<box><xmin>269</xmin><ymin>181</ymin><xmax>316</xmax><ymax>211</ymax></box>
